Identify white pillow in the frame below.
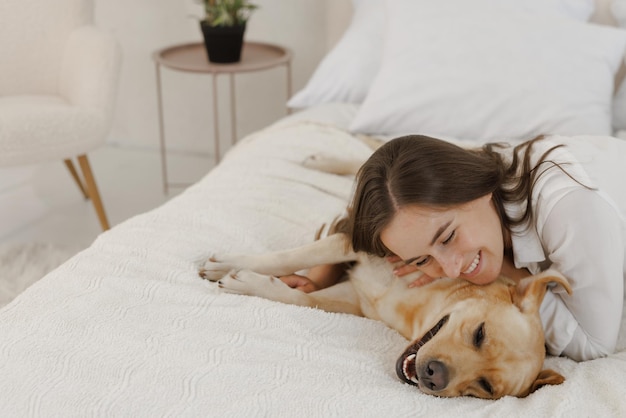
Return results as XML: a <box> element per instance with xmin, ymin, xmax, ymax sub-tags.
<box><xmin>610</xmin><ymin>0</ymin><xmax>626</xmax><ymax>130</ymax></box>
<box><xmin>350</xmin><ymin>0</ymin><xmax>626</xmax><ymax>141</ymax></box>
<box><xmin>286</xmin><ymin>0</ymin><xmax>384</xmax><ymax>109</ymax></box>
<box><xmin>287</xmin><ymin>0</ymin><xmax>595</xmax><ymax>110</ymax></box>
<box><xmin>614</xmin><ymin>72</ymin><xmax>626</xmax><ymax>130</ymax></box>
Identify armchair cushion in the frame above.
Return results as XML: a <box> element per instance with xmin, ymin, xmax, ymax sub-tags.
<box><xmin>0</xmin><ymin>9</ymin><xmax>121</xmax><ymax>167</ymax></box>
<box><xmin>0</xmin><ymin>95</ymin><xmax>106</xmax><ymax>166</ymax></box>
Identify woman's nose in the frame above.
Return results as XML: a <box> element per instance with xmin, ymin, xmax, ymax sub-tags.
<box><xmin>438</xmin><ymin>254</ymin><xmax>463</xmax><ymax>278</ymax></box>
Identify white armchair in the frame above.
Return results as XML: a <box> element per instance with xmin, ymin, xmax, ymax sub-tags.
<box><xmin>0</xmin><ymin>0</ymin><xmax>122</xmax><ymax>230</ymax></box>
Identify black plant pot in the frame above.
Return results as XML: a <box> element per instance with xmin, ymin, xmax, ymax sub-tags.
<box><xmin>200</xmin><ymin>21</ymin><xmax>246</xmax><ymax>63</ymax></box>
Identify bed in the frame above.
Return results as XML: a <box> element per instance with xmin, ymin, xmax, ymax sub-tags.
<box><xmin>2</xmin><ymin>0</ymin><xmax>626</xmax><ymax>416</ymax></box>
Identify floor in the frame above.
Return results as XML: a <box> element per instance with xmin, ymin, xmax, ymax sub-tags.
<box><xmin>0</xmin><ymin>145</ymin><xmax>214</xmax><ymax>250</ymax></box>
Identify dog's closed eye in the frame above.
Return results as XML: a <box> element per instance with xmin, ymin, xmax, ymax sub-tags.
<box><xmin>478</xmin><ymin>377</ymin><xmax>493</xmax><ymax>396</ymax></box>
<box><xmin>473</xmin><ymin>323</ymin><xmax>485</xmax><ymax>348</ymax></box>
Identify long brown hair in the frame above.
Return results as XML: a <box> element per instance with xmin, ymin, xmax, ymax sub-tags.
<box><xmin>349</xmin><ymin>134</ymin><xmax>578</xmax><ymax>257</ymax></box>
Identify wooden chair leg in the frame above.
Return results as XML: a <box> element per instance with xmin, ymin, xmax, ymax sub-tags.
<box><xmin>64</xmin><ymin>159</ymin><xmax>89</xmax><ymax>199</ymax></box>
<box><xmin>77</xmin><ymin>154</ymin><xmax>110</xmax><ymax>231</ymax></box>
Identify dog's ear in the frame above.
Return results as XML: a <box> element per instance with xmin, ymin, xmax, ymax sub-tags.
<box><xmin>525</xmin><ymin>369</ymin><xmax>565</xmax><ymax>395</ymax></box>
<box><xmin>511</xmin><ymin>269</ymin><xmax>572</xmax><ymax>313</ymax></box>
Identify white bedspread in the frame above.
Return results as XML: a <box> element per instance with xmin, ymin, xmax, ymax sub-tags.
<box><xmin>1</xmin><ymin>108</ymin><xmax>625</xmax><ymax>416</ymax></box>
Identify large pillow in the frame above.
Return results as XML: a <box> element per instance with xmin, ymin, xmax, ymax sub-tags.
<box><xmin>287</xmin><ymin>0</ymin><xmax>595</xmax><ymax>110</ymax></box>
<box><xmin>286</xmin><ymin>0</ymin><xmax>384</xmax><ymax>109</ymax></box>
<box><xmin>349</xmin><ymin>0</ymin><xmax>626</xmax><ymax>141</ymax></box>
<box><xmin>610</xmin><ymin>0</ymin><xmax>626</xmax><ymax>130</ymax></box>
<box><xmin>613</xmin><ymin>69</ymin><xmax>626</xmax><ymax>132</ymax></box>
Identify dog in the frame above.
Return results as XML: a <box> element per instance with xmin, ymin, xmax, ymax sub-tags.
<box><xmin>199</xmin><ymin>149</ymin><xmax>572</xmax><ymax>399</ymax></box>
<box><xmin>199</xmin><ymin>231</ymin><xmax>571</xmax><ymax>399</ymax></box>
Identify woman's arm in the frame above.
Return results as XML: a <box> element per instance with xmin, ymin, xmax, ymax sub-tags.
<box><xmin>279</xmin><ymin>263</ymin><xmax>347</xmax><ymax>293</ymax></box>
<box><xmin>539</xmin><ymin>189</ymin><xmax>624</xmax><ymax>361</ymax></box>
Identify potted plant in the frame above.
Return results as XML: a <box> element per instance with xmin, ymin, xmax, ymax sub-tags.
<box><xmin>198</xmin><ymin>0</ymin><xmax>258</xmax><ymax>63</ymax></box>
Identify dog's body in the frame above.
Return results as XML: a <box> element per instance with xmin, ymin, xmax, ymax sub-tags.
<box><xmin>200</xmin><ymin>149</ymin><xmax>572</xmax><ymax>399</ymax></box>
<box><xmin>200</xmin><ymin>232</ymin><xmax>571</xmax><ymax>399</ymax></box>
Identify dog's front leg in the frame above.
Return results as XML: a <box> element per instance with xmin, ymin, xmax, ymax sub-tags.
<box><xmin>199</xmin><ymin>233</ymin><xmax>356</xmax><ymax>281</ymax></box>
<box><xmin>218</xmin><ymin>269</ymin><xmax>363</xmax><ymax>316</ymax></box>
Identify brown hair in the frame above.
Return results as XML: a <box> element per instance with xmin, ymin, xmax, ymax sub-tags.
<box><xmin>349</xmin><ymin>134</ymin><xmax>577</xmax><ymax>257</ymax></box>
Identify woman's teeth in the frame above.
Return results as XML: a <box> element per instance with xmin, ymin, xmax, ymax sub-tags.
<box><xmin>463</xmin><ymin>252</ymin><xmax>480</xmax><ymax>275</ymax></box>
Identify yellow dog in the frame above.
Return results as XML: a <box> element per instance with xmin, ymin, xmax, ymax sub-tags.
<box><xmin>200</xmin><ymin>231</ymin><xmax>571</xmax><ymax>399</ymax></box>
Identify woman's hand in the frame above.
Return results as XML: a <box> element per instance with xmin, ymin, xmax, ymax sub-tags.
<box><xmin>279</xmin><ymin>274</ymin><xmax>319</xmax><ymax>293</ymax></box>
<box><xmin>279</xmin><ymin>263</ymin><xmax>348</xmax><ymax>294</ymax></box>
<box><xmin>388</xmin><ymin>253</ymin><xmax>531</xmax><ymax>289</ymax></box>
<box><xmin>387</xmin><ymin>255</ymin><xmax>438</xmax><ymax>288</ymax></box>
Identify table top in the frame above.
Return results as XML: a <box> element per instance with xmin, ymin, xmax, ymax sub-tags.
<box><xmin>152</xmin><ymin>41</ymin><xmax>292</xmax><ymax>74</ymax></box>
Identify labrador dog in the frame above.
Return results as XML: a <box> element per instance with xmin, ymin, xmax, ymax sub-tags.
<box><xmin>199</xmin><ymin>148</ymin><xmax>571</xmax><ymax>399</ymax></box>
<box><xmin>199</xmin><ymin>231</ymin><xmax>571</xmax><ymax>399</ymax></box>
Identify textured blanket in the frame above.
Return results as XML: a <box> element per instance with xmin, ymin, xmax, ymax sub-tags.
<box><xmin>0</xmin><ymin>114</ymin><xmax>625</xmax><ymax>417</ymax></box>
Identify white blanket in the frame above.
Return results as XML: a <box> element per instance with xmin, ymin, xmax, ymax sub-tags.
<box><xmin>1</xmin><ymin>108</ymin><xmax>625</xmax><ymax>416</ymax></box>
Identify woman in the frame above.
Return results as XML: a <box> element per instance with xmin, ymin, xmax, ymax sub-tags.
<box><xmin>283</xmin><ymin>134</ymin><xmax>626</xmax><ymax>362</ymax></box>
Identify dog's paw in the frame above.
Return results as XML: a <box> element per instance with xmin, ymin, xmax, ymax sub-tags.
<box><xmin>302</xmin><ymin>153</ymin><xmax>336</xmax><ymax>171</ymax></box>
<box><xmin>199</xmin><ymin>256</ymin><xmax>237</xmax><ymax>282</ymax></box>
<box><xmin>303</xmin><ymin>153</ymin><xmax>360</xmax><ymax>176</ymax></box>
<box><xmin>217</xmin><ymin>269</ymin><xmax>289</xmax><ymax>299</ymax></box>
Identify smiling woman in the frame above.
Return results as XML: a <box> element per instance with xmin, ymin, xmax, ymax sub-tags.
<box><xmin>380</xmin><ymin>194</ymin><xmax>504</xmax><ymax>286</ymax></box>
<box><xmin>348</xmin><ymin>134</ymin><xmax>626</xmax><ymax>363</ymax></box>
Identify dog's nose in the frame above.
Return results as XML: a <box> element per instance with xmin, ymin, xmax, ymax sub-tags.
<box><xmin>418</xmin><ymin>360</ymin><xmax>449</xmax><ymax>392</ymax></box>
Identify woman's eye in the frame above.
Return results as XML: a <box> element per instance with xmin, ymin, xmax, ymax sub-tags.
<box><xmin>442</xmin><ymin>230</ymin><xmax>455</xmax><ymax>245</ymax></box>
<box><xmin>414</xmin><ymin>256</ymin><xmax>430</xmax><ymax>266</ymax></box>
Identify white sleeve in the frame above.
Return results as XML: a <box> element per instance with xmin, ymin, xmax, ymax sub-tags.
<box><xmin>539</xmin><ymin>188</ymin><xmax>624</xmax><ymax>361</ymax></box>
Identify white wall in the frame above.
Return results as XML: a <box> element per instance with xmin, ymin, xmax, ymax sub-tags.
<box><xmin>0</xmin><ymin>0</ymin><xmax>352</xmax><ymax>238</ymax></box>
<box><xmin>95</xmin><ymin>0</ymin><xmax>352</xmax><ymax>154</ymax></box>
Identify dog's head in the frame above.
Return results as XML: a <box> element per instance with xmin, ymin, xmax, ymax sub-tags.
<box><xmin>396</xmin><ymin>270</ymin><xmax>571</xmax><ymax>399</ymax></box>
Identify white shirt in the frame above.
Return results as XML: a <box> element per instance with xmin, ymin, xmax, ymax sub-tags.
<box><xmin>503</xmin><ymin>135</ymin><xmax>626</xmax><ymax>361</ymax></box>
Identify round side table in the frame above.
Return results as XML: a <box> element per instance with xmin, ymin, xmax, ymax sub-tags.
<box><xmin>152</xmin><ymin>41</ymin><xmax>293</xmax><ymax>193</ymax></box>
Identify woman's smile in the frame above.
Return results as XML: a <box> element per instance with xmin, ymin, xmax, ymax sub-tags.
<box><xmin>462</xmin><ymin>251</ymin><xmax>482</xmax><ymax>277</ymax></box>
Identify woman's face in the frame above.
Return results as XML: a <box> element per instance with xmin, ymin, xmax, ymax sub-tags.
<box><xmin>380</xmin><ymin>194</ymin><xmax>504</xmax><ymax>285</ymax></box>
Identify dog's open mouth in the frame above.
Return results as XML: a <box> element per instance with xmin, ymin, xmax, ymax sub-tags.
<box><xmin>395</xmin><ymin>314</ymin><xmax>450</xmax><ymax>386</ymax></box>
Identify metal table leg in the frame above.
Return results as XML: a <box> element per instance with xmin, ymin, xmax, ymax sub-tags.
<box><xmin>155</xmin><ymin>63</ymin><xmax>169</xmax><ymax>194</ymax></box>
<box><xmin>212</xmin><ymin>73</ymin><xmax>220</xmax><ymax>164</ymax></box>
<box><xmin>230</xmin><ymin>73</ymin><xmax>237</xmax><ymax>146</ymax></box>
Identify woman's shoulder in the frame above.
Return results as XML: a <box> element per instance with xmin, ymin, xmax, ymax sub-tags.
<box><xmin>546</xmin><ymin>135</ymin><xmax>626</xmax><ymax>216</ymax></box>
<box><xmin>505</xmin><ymin>135</ymin><xmax>595</xmax><ymax>189</ymax></box>
<box><xmin>529</xmin><ymin>134</ymin><xmax>626</xmax><ymax>225</ymax></box>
